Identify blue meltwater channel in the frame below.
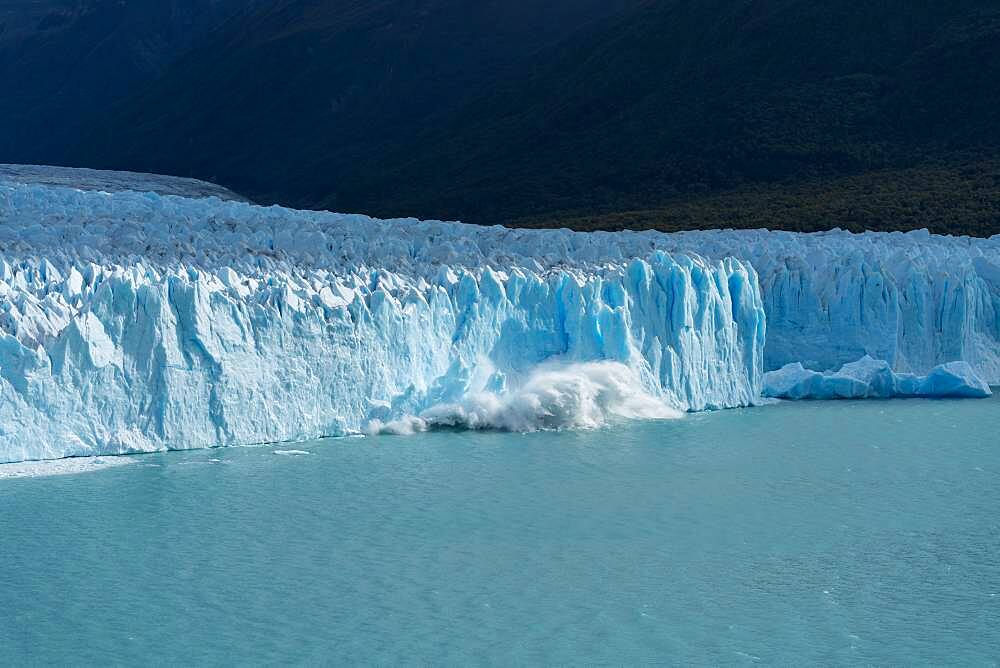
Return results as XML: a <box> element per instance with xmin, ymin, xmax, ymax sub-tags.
<box><xmin>2</xmin><ymin>396</ymin><xmax>999</xmax><ymax>664</ymax></box>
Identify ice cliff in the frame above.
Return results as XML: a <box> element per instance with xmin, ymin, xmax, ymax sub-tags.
<box><xmin>657</xmin><ymin>229</ymin><xmax>1000</xmax><ymax>384</ymax></box>
<box><xmin>1</xmin><ymin>178</ymin><xmax>998</xmax><ymax>463</ymax></box>
<box><xmin>0</xmin><ymin>183</ymin><xmax>765</xmax><ymax>462</ymax></box>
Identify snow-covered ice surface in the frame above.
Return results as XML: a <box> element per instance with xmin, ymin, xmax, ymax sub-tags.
<box><xmin>0</xmin><ymin>183</ymin><xmax>765</xmax><ymax>463</ymax></box>
<box><xmin>0</xmin><ymin>164</ymin><xmax>247</xmax><ymax>202</ymax></box>
<box><xmin>763</xmin><ymin>356</ymin><xmax>993</xmax><ymax>400</ymax></box>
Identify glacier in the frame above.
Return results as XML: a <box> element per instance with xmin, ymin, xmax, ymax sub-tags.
<box><xmin>0</xmin><ymin>176</ymin><xmax>998</xmax><ymax>463</ymax></box>
<box><xmin>763</xmin><ymin>356</ymin><xmax>993</xmax><ymax>400</ymax></box>
<box><xmin>0</xmin><ymin>182</ymin><xmax>765</xmax><ymax>463</ymax></box>
<box><xmin>0</xmin><ymin>164</ymin><xmax>247</xmax><ymax>202</ymax></box>
<box><xmin>656</xmin><ymin>229</ymin><xmax>1000</xmax><ymax>384</ymax></box>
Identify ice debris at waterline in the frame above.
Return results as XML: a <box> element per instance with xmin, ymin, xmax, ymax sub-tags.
<box><xmin>0</xmin><ymin>456</ymin><xmax>135</xmax><ymax>479</ymax></box>
<box><xmin>763</xmin><ymin>356</ymin><xmax>993</xmax><ymax>400</ymax></box>
<box><xmin>0</xmin><ymin>183</ymin><xmax>766</xmax><ymax>462</ymax></box>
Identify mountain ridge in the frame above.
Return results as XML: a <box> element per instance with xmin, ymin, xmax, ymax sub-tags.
<box><xmin>9</xmin><ymin>0</ymin><xmax>1000</xmax><ymax>235</ymax></box>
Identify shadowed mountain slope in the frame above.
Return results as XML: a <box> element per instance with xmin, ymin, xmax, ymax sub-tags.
<box><xmin>0</xmin><ymin>0</ymin><xmax>261</xmax><ymax>163</ymax></box>
<box><xmin>22</xmin><ymin>0</ymin><xmax>1000</xmax><ymax>234</ymax></box>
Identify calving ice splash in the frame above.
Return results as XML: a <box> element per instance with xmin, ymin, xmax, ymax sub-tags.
<box><xmin>0</xmin><ymin>176</ymin><xmax>997</xmax><ymax>464</ymax></box>
<box><xmin>368</xmin><ymin>361</ymin><xmax>684</xmax><ymax>435</ymax></box>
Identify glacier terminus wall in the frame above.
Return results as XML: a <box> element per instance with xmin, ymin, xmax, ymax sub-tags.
<box><xmin>0</xmin><ymin>179</ymin><xmax>998</xmax><ymax>463</ymax></box>
<box><xmin>0</xmin><ymin>184</ymin><xmax>765</xmax><ymax>462</ymax></box>
<box><xmin>660</xmin><ymin>229</ymin><xmax>1000</xmax><ymax>384</ymax></box>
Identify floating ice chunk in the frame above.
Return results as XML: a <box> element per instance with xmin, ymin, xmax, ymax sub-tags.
<box><xmin>920</xmin><ymin>362</ymin><xmax>994</xmax><ymax>398</ymax></box>
<box><xmin>763</xmin><ymin>356</ymin><xmax>993</xmax><ymax>400</ymax></box>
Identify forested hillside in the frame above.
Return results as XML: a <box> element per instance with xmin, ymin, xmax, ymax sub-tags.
<box><xmin>10</xmin><ymin>0</ymin><xmax>1000</xmax><ymax>235</ymax></box>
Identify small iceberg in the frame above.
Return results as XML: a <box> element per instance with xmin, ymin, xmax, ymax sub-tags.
<box><xmin>763</xmin><ymin>356</ymin><xmax>993</xmax><ymax>400</ymax></box>
<box><xmin>273</xmin><ymin>450</ymin><xmax>311</xmax><ymax>456</ymax></box>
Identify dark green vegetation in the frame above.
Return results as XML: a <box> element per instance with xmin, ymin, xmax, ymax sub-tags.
<box><xmin>4</xmin><ymin>1</ymin><xmax>999</xmax><ymax>236</ymax></box>
<box><xmin>518</xmin><ymin>159</ymin><xmax>1000</xmax><ymax>238</ymax></box>
<box><xmin>358</xmin><ymin>1</ymin><xmax>1000</xmax><ymax>236</ymax></box>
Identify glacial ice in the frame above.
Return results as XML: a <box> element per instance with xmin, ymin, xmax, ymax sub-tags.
<box><xmin>657</xmin><ymin>229</ymin><xmax>1000</xmax><ymax>384</ymax></box>
<box><xmin>763</xmin><ymin>356</ymin><xmax>993</xmax><ymax>400</ymax></box>
<box><xmin>0</xmin><ymin>164</ymin><xmax>246</xmax><ymax>201</ymax></box>
<box><xmin>0</xmin><ymin>183</ymin><xmax>765</xmax><ymax>462</ymax></box>
<box><xmin>0</xmin><ymin>177</ymin><xmax>998</xmax><ymax>463</ymax></box>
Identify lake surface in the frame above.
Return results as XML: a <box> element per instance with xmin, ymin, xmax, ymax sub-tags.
<box><xmin>2</xmin><ymin>397</ymin><xmax>999</xmax><ymax>664</ymax></box>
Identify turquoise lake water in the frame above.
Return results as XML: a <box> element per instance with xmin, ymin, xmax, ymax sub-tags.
<box><xmin>2</xmin><ymin>396</ymin><xmax>999</xmax><ymax>665</ymax></box>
